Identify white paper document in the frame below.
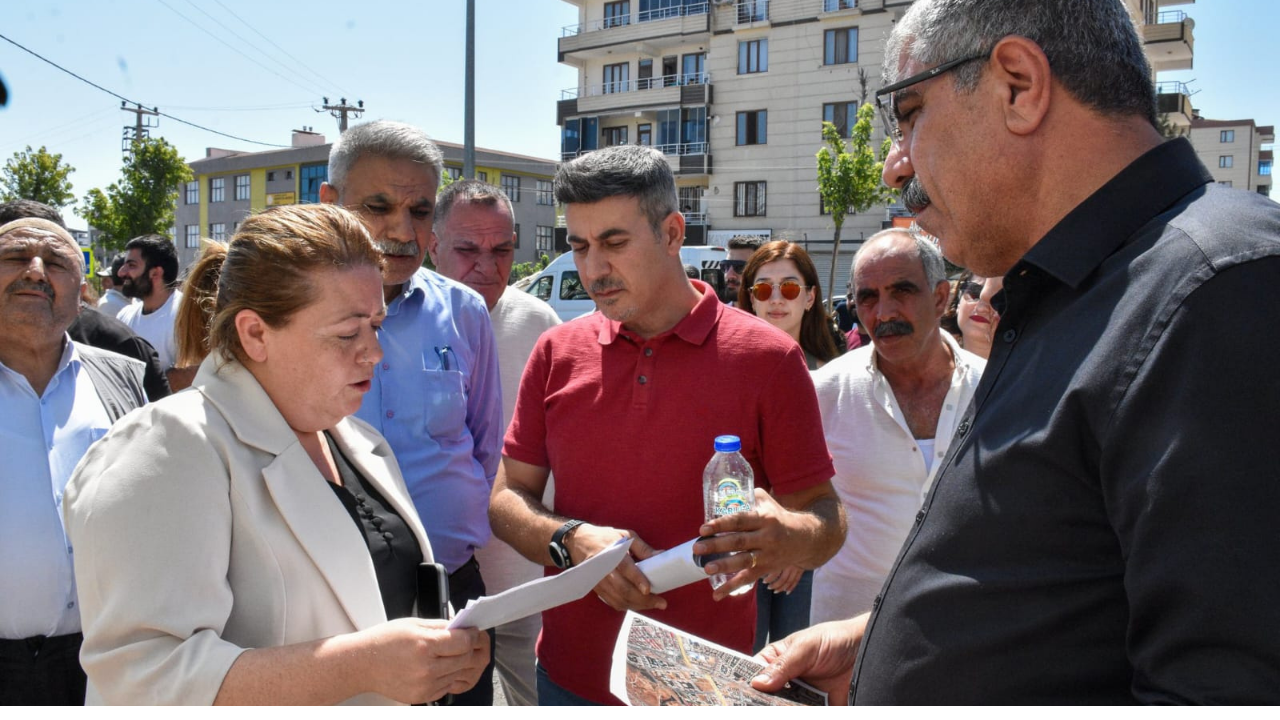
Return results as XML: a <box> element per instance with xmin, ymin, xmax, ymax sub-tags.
<box><xmin>634</xmin><ymin>537</ymin><xmax>708</xmax><ymax>595</ymax></box>
<box><xmin>448</xmin><ymin>536</ymin><xmax>632</xmax><ymax>631</ymax></box>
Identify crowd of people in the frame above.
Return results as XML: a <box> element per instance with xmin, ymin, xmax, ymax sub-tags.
<box><xmin>4</xmin><ymin>0</ymin><xmax>1279</xmax><ymax>707</ymax></box>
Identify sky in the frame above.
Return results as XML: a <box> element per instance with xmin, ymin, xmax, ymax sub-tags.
<box><xmin>0</xmin><ymin>0</ymin><xmax>1274</xmax><ymax>230</ymax></box>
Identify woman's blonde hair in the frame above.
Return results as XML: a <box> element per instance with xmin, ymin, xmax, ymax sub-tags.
<box><xmin>174</xmin><ymin>204</ymin><xmax>383</xmax><ymax>365</ymax></box>
<box><xmin>174</xmin><ymin>239</ymin><xmax>227</xmax><ymax>368</ymax></box>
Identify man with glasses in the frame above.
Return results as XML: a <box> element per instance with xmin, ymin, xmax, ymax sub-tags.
<box><xmin>807</xmin><ymin>229</ymin><xmax>984</xmax><ymax>629</ymax></box>
<box><xmin>719</xmin><ymin>235</ymin><xmax>764</xmax><ymax>304</ymax></box>
<box><xmin>490</xmin><ymin>145</ymin><xmax>845</xmax><ymax>705</ymax></box>
<box><xmin>753</xmin><ymin>0</ymin><xmax>1280</xmax><ymax>704</ymax></box>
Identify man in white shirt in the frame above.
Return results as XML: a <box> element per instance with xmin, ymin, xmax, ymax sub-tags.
<box><xmin>115</xmin><ymin>234</ymin><xmax>182</xmax><ymax>371</ymax></box>
<box><xmin>428</xmin><ymin>179</ymin><xmax>561</xmax><ymax>706</ymax></box>
<box><xmin>0</xmin><ymin>218</ymin><xmax>146</xmax><ymax>705</ymax></box>
<box><xmin>809</xmin><ymin>229</ymin><xmax>984</xmax><ymax>624</ymax></box>
<box><xmin>95</xmin><ymin>255</ymin><xmax>133</xmax><ymax>317</ymax></box>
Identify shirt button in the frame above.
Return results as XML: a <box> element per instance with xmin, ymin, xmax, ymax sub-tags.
<box><xmin>914</xmin><ymin>510</ymin><xmax>926</xmax><ymax>525</ymax></box>
<box><xmin>66</xmin><ymin>601</ymin><xmax>75</xmax><ymax>610</ymax></box>
<box><xmin>382</xmin><ymin>363</ymin><xmax>390</xmax><ymax>370</ymax></box>
<box><xmin>644</xmin><ymin>348</ymin><xmax>654</xmax><ymax>357</ymax></box>
<box><xmin>957</xmin><ymin>419</ymin><xmax>970</xmax><ymax>437</ymax></box>
<box><xmin>872</xmin><ymin>594</ymin><xmax>883</xmax><ymax>610</ymax></box>
<box><xmin>638</xmin><ymin>375</ymin><xmax>648</xmax><ymax>385</ymax></box>
<box><xmin>1002</xmin><ymin>328</ymin><xmax>1017</xmax><ymax>343</ymax></box>
<box><xmin>386</xmin><ymin>410</ymin><xmax>395</xmax><ymax>419</ymax></box>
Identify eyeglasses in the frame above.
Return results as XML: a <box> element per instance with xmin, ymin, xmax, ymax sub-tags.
<box><xmin>719</xmin><ymin>259</ymin><xmax>747</xmax><ymax>275</ymax></box>
<box><xmin>874</xmin><ymin>52</ymin><xmax>989</xmax><ymax>143</ymax></box>
<box><xmin>960</xmin><ymin>281</ymin><xmax>984</xmax><ymax>301</ymax></box>
<box><xmin>751</xmin><ymin>280</ymin><xmax>806</xmax><ymax>302</ymax></box>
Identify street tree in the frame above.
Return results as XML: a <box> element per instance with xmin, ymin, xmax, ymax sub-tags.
<box><xmin>1</xmin><ymin>145</ymin><xmax>76</xmax><ymax>209</ymax></box>
<box><xmin>816</xmin><ymin>102</ymin><xmax>895</xmax><ymax>310</ymax></box>
<box><xmin>81</xmin><ymin>137</ymin><xmax>192</xmax><ymax>250</ymax></box>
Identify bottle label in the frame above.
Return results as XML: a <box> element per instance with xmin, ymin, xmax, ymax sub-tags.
<box><xmin>713</xmin><ymin>478</ymin><xmax>749</xmax><ymax>517</ymax></box>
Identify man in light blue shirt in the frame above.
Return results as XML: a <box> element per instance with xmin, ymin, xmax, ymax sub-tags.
<box><xmin>0</xmin><ymin>218</ymin><xmax>147</xmax><ymax>705</ymax></box>
<box><xmin>321</xmin><ymin>121</ymin><xmax>502</xmax><ymax>706</ymax></box>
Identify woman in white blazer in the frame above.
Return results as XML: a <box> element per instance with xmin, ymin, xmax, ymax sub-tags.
<box><xmin>63</xmin><ymin>205</ymin><xmax>488</xmax><ymax>705</ymax></box>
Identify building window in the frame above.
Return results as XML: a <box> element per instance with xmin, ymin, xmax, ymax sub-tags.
<box><xmin>514</xmin><ymin>223</ymin><xmax>521</xmax><ymax>248</ymax></box>
<box><xmin>738</xmin><ymin>39</ymin><xmax>768</xmax><ymax>74</ymax></box>
<box><xmin>185</xmin><ymin>224</ymin><xmax>199</xmax><ymax>249</ymax></box>
<box><xmin>1219</xmin><ymin>180</ymin><xmax>1233</xmax><ymax>187</ymax></box>
<box><xmin>209</xmin><ymin>177</ymin><xmax>225</xmax><ymax>203</ymax></box>
<box><xmin>536</xmin><ymin>179</ymin><xmax>555</xmax><ymax>205</ymax></box>
<box><xmin>299</xmin><ymin>164</ymin><xmax>328</xmax><ymax>204</ymax></box>
<box><xmin>736</xmin><ymin>110</ymin><xmax>767</xmax><ymax>146</ymax></box>
<box><xmin>536</xmin><ymin>225</ymin><xmax>555</xmax><ymax>253</ymax></box>
<box><xmin>682</xmin><ymin>52</ymin><xmax>705</xmax><ymax>85</ymax></box>
<box><xmin>285</xmin><ymin>170</ymin><xmax>293</xmax><ymax>180</ymax></box>
<box><xmin>185</xmin><ymin>181</ymin><xmax>198</xmax><ymax>205</ymax></box>
<box><xmin>822</xmin><ymin>101</ymin><xmax>858</xmax><ymax>137</ymax></box>
<box><xmin>737</xmin><ymin>0</ymin><xmax>768</xmax><ymax>23</ymax></box>
<box><xmin>445</xmin><ymin>166</ymin><xmax>462</xmax><ymax>182</ymax></box>
<box><xmin>502</xmin><ymin>175</ymin><xmax>521</xmax><ymax>203</ymax></box>
<box><xmin>603</xmin><ymin>126</ymin><xmax>628</xmax><ymax>147</ymax></box>
<box><xmin>603</xmin><ymin>62</ymin><xmax>630</xmax><ymax>94</ymax></box>
<box><xmin>604</xmin><ymin>0</ymin><xmax>630</xmax><ymax>28</ymax></box>
<box><xmin>267</xmin><ymin>171</ymin><xmax>276</xmax><ymax>181</ymax></box>
<box><xmin>478</xmin><ymin>170</ymin><xmax>488</xmax><ymax>183</ymax></box>
<box><xmin>1220</xmin><ymin>155</ymin><xmax>1234</xmax><ymax>169</ymax></box>
<box><xmin>233</xmin><ymin>174</ymin><xmax>250</xmax><ymax>201</ymax></box>
<box><xmin>734</xmin><ymin>181</ymin><xmax>767</xmax><ymax>217</ymax></box>
<box><xmin>1220</xmin><ymin>130</ymin><xmax>1235</xmax><ymax>143</ymax></box>
<box><xmin>824</xmin><ymin>27</ymin><xmax>858</xmax><ymax>65</ymax></box>
<box><xmin>824</xmin><ymin>0</ymin><xmax>856</xmax><ymax>10</ymax></box>
<box><xmin>1260</xmin><ymin>159</ymin><xmax>1272</xmax><ymax>176</ymax></box>
<box><xmin>209</xmin><ymin>222</ymin><xmax>227</xmax><ymax>241</ymax></box>
<box><xmin>637</xmin><ymin>123</ymin><xmax>652</xmax><ymax>146</ymax></box>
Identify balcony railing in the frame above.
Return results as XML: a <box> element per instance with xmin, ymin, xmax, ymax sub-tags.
<box><xmin>1155</xmin><ymin>80</ymin><xmax>1190</xmax><ymax>96</ymax></box>
<box><xmin>562</xmin><ymin>2</ymin><xmax>709</xmax><ymax>36</ymax></box>
<box><xmin>561</xmin><ymin>72</ymin><xmax>710</xmax><ymax>100</ymax></box>
<box><xmin>656</xmin><ymin>141</ymin><xmax>708</xmax><ymax>156</ymax></box>
<box><xmin>736</xmin><ymin>0</ymin><xmax>768</xmax><ymax>24</ymax></box>
<box><xmin>1155</xmin><ymin>10</ymin><xmax>1186</xmax><ymax>24</ymax></box>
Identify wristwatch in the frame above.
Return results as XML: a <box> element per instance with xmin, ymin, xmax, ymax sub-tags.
<box><xmin>549</xmin><ymin>520</ymin><xmax>586</xmax><ymax>569</ymax></box>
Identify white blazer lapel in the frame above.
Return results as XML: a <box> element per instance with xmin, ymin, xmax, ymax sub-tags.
<box><xmin>260</xmin><ymin>444</ymin><xmax>388</xmax><ymax>631</ymax></box>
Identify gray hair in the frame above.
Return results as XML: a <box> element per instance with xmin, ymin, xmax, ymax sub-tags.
<box><xmin>853</xmin><ymin>229</ymin><xmax>948</xmax><ymax>293</ymax></box>
<box><xmin>886</xmin><ymin>0</ymin><xmax>1156</xmax><ymax>126</ymax></box>
<box><xmin>327</xmin><ymin>120</ymin><xmax>444</xmax><ymax>191</ymax></box>
<box><xmin>434</xmin><ymin>179</ymin><xmax>514</xmax><ymax>232</ymax></box>
<box><xmin>554</xmin><ymin>145</ymin><xmax>678</xmax><ymax>236</ymax></box>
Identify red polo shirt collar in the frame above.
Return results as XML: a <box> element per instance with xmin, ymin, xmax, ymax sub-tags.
<box><xmin>596</xmin><ymin>279</ymin><xmax>722</xmax><ymax>346</ymax></box>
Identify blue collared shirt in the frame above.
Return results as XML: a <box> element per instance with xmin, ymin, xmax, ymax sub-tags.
<box><xmin>0</xmin><ymin>339</ymin><xmax>111</xmax><ymax>639</ymax></box>
<box><xmin>356</xmin><ymin>269</ymin><xmax>502</xmax><ymax>572</ymax></box>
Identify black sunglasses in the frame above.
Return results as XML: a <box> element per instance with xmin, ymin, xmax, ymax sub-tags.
<box><xmin>874</xmin><ymin>52</ymin><xmax>989</xmax><ymax>143</ymax></box>
<box><xmin>719</xmin><ymin>259</ymin><xmax>747</xmax><ymax>274</ymax></box>
<box><xmin>960</xmin><ymin>281</ymin><xmax>984</xmax><ymax>301</ymax></box>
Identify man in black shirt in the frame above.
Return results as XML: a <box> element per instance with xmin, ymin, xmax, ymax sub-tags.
<box><xmin>752</xmin><ymin>0</ymin><xmax>1280</xmax><ymax>704</ymax></box>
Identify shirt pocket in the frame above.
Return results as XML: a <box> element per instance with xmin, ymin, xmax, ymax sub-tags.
<box><xmin>422</xmin><ymin>369</ymin><xmax>467</xmax><ymax>440</ymax></box>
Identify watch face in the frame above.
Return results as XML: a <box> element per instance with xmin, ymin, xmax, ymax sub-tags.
<box><xmin>550</xmin><ymin>542</ymin><xmax>569</xmax><ymax>569</ymax></box>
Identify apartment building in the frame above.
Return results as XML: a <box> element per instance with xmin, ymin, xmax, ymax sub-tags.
<box><xmin>1188</xmin><ymin>118</ymin><xmax>1274</xmax><ymax>197</ymax></box>
<box><xmin>557</xmin><ymin>0</ymin><xmax>1200</xmax><ymax>293</ymax></box>
<box><xmin>173</xmin><ymin>129</ymin><xmax>558</xmax><ymax>269</ymax></box>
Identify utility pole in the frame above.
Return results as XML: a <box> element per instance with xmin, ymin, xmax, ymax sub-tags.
<box><xmin>463</xmin><ymin>0</ymin><xmax>476</xmax><ymax>179</ymax></box>
<box><xmin>319</xmin><ymin>97</ymin><xmax>365</xmax><ymax>134</ymax></box>
<box><xmin>121</xmin><ymin>101</ymin><xmax>159</xmax><ymax>158</ymax></box>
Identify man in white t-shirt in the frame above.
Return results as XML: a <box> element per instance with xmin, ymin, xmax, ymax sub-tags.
<box><xmin>809</xmin><ymin>229</ymin><xmax>984</xmax><ymax>624</ymax></box>
<box><xmin>428</xmin><ymin>179</ymin><xmax>560</xmax><ymax>706</ymax></box>
<box><xmin>115</xmin><ymin>234</ymin><xmax>182</xmax><ymax>372</ymax></box>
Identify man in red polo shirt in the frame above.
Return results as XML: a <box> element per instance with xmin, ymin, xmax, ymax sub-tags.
<box><xmin>489</xmin><ymin>145</ymin><xmax>846</xmax><ymax>706</ymax></box>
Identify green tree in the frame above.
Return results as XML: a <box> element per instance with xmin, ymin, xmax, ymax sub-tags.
<box><xmin>1</xmin><ymin>145</ymin><xmax>77</xmax><ymax>209</ymax></box>
<box><xmin>510</xmin><ymin>252</ymin><xmax>551</xmax><ymax>284</ymax></box>
<box><xmin>80</xmin><ymin>137</ymin><xmax>193</xmax><ymax>250</ymax></box>
<box><xmin>816</xmin><ymin>102</ymin><xmax>896</xmax><ymax>310</ymax></box>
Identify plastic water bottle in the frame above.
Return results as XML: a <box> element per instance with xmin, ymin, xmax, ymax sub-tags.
<box><xmin>702</xmin><ymin>435</ymin><xmax>756</xmax><ymax>596</ymax></box>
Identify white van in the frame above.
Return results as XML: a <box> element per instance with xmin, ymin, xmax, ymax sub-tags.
<box><xmin>524</xmin><ymin>246</ymin><xmax>728</xmax><ymax>321</ymax></box>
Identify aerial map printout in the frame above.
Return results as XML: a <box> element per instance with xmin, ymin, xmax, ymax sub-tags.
<box><xmin>610</xmin><ymin>611</ymin><xmax>827</xmax><ymax>706</ymax></box>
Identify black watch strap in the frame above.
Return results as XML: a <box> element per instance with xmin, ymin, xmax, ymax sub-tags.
<box><xmin>549</xmin><ymin>519</ymin><xmax>586</xmax><ymax>569</ymax></box>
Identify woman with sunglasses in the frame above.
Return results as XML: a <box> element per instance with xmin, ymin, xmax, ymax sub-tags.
<box><xmin>735</xmin><ymin>241</ymin><xmax>839</xmax><ymax>652</ymax></box>
<box><xmin>738</xmin><ymin>241</ymin><xmax>841</xmax><ymax>371</ymax></box>
<box><xmin>954</xmin><ymin>274</ymin><xmax>1004</xmax><ymax>360</ymax></box>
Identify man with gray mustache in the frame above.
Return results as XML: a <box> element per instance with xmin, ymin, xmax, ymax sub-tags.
<box><xmin>807</xmin><ymin>228</ymin><xmax>984</xmax><ymax>627</ymax></box>
<box><xmin>320</xmin><ymin>120</ymin><xmax>502</xmax><ymax>706</ymax></box>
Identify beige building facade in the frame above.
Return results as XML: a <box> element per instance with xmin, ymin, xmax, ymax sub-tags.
<box><xmin>1188</xmin><ymin>118</ymin><xmax>1274</xmax><ymax>197</ymax></box>
<box><xmin>558</xmin><ymin>0</ymin><xmax>1200</xmax><ymax>293</ymax></box>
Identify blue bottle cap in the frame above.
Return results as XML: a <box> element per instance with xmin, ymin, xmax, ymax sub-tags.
<box><xmin>714</xmin><ymin>435</ymin><xmax>741</xmax><ymax>453</ymax></box>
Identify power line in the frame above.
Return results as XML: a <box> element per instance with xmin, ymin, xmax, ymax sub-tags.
<box><xmin>155</xmin><ymin>0</ymin><xmax>328</xmax><ymax>97</ymax></box>
<box><xmin>0</xmin><ymin>32</ymin><xmax>291</xmax><ymax>148</ymax></box>
<box><xmin>211</xmin><ymin>0</ymin><xmax>352</xmax><ymax>98</ymax></box>
<box><xmin>179</xmin><ymin>0</ymin><xmax>333</xmax><ymax>98</ymax></box>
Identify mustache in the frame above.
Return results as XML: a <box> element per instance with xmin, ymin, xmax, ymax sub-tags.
<box><xmin>902</xmin><ymin>177</ymin><xmax>931</xmax><ymax>214</ymax></box>
<box><xmin>374</xmin><ymin>239</ymin><xmax>418</xmax><ymax>256</ymax></box>
<box><xmin>7</xmin><ymin>279</ymin><xmax>55</xmax><ymax>301</ymax></box>
<box><xmin>589</xmin><ymin>277</ymin><xmax>624</xmax><ymax>295</ymax></box>
<box><xmin>874</xmin><ymin>320</ymin><xmax>913</xmax><ymax>338</ymax></box>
